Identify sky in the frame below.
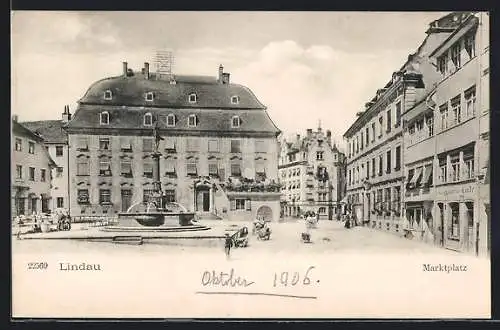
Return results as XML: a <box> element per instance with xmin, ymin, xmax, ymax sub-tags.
<box><xmin>11</xmin><ymin>11</ymin><xmax>449</xmax><ymax>150</ymax></box>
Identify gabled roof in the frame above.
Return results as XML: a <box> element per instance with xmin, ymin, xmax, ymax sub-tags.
<box><xmin>12</xmin><ymin>120</ymin><xmax>44</xmax><ymax>142</ymax></box>
<box><xmin>22</xmin><ymin>120</ymin><xmax>68</xmax><ymax>144</ymax></box>
<box><xmin>78</xmin><ymin>72</ymin><xmax>266</xmax><ymax>110</ymax></box>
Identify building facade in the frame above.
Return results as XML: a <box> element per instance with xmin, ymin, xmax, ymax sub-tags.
<box><xmin>22</xmin><ymin>106</ymin><xmax>71</xmax><ymax>211</ymax></box>
<box><xmin>65</xmin><ymin>62</ymin><xmax>282</xmax><ymax>221</ymax></box>
<box><xmin>343</xmin><ymin>12</ymin><xmax>466</xmax><ymax>233</ymax></box>
<box><xmin>11</xmin><ymin>118</ymin><xmax>57</xmax><ymax>217</ymax></box>
<box><xmin>278</xmin><ymin>126</ymin><xmax>346</xmax><ymax>219</ymax></box>
<box><xmin>403</xmin><ymin>12</ymin><xmax>490</xmax><ymax>256</ymax></box>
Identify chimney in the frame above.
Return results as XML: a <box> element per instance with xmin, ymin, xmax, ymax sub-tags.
<box><xmin>222</xmin><ymin>72</ymin><xmax>230</xmax><ymax>84</ymax></box>
<box><xmin>144</xmin><ymin>62</ymin><xmax>150</xmax><ymax>79</ymax></box>
<box><xmin>218</xmin><ymin>64</ymin><xmax>224</xmax><ymax>83</ymax></box>
<box><xmin>123</xmin><ymin>62</ymin><xmax>128</xmax><ymax>77</ymax></box>
<box><xmin>306</xmin><ymin>129</ymin><xmax>313</xmax><ymax>138</ymax></box>
<box><xmin>62</xmin><ymin>105</ymin><xmax>72</xmax><ymax>123</ymax></box>
<box><xmin>12</xmin><ymin>114</ymin><xmax>18</xmax><ymax>122</ymax></box>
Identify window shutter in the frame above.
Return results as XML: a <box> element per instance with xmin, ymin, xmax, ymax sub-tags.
<box><xmin>246</xmin><ymin>199</ymin><xmax>251</xmax><ymax>211</ymax></box>
<box><xmin>230</xmin><ymin>199</ymin><xmax>236</xmax><ymax>211</ymax></box>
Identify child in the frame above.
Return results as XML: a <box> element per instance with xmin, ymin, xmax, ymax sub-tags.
<box><xmin>224</xmin><ymin>233</ymin><xmax>233</xmax><ymax>259</ymax></box>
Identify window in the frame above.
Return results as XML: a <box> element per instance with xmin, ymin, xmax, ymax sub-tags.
<box><xmin>100</xmin><ymin>112</ymin><xmax>109</xmax><ymax>125</ymax></box>
<box><xmin>55</xmin><ymin>146</ymin><xmax>63</xmax><ymax>157</ymax></box>
<box><xmin>145</xmin><ymin>92</ymin><xmax>154</xmax><ymax>101</ymax></box>
<box><xmin>77</xmin><ymin>158</ymin><xmax>89</xmax><ymax>176</ymax></box>
<box><xmin>356</xmin><ymin>166</ymin><xmax>359</xmax><ymax>183</ymax></box>
<box><xmin>231</xmin><ymin>140</ymin><xmax>241</xmax><ymax>153</ymax></box>
<box><xmin>365</xmin><ymin>127</ymin><xmax>369</xmax><ymax>145</ymax></box>
<box><xmin>378</xmin><ymin>117</ymin><xmax>383</xmax><ymax>137</ymax></box>
<box><xmin>144</xmin><ymin>113</ymin><xmax>153</xmax><ymax>126</ymax></box>
<box><xmin>99</xmin><ymin>189</ymin><xmax>111</xmax><ymax>204</ymax></box>
<box><xmin>77</xmin><ymin>189</ymin><xmax>89</xmax><ymax>204</ymax></box>
<box><xmin>188</xmin><ymin>93</ymin><xmax>197</xmax><ymax>103</ymax></box>
<box><xmin>348</xmin><ymin>169</ymin><xmax>352</xmax><ymax>185</ymax></box>
<box><xmin>165</xmin><ymin>189</ymin><xmax>176</xmax><ymax>203</ymax></box>
<box><xmin>99</xmin><ymin>137</ymin><xmax>110</xmax><ymax>150</ymax></box>
<box><xmin>57</xmin><ymin>197</ymin><xmax>64</xmax><ymax>208</ymax></box>
<box><xmin>231</xmin><ymin>116</ymin><xmax>241</xmax><ymax>128</ymax></box>
<box><xmin>437</xmin><ymin>53</ymin><xmax>448</xmax><ymax>75</ymax></box>
<box><xmin>464</xmin><ymin>33</ymin><xmax>476</xmax><ymax>59</ymax></box>
<box><xmin>255</xmin><ymin>160</ymin><xmax>266</xmax><ymax>175</ymax></box>
<box><xmin>355</xmin><ymin>136</ymin><xmax>359</xmax><ymax>153</ymax></box>
<box><xmin>165</xmin><ymin>158</ymin><xmax>176</xmax><ymax>175</ymax></box>
<box><xmin>386</xmin><ymin>150</ymin><xmax>391</xmax><ymax>174</ymax></box>
<box><xmin>439</xmin><ymin>157</ymin><xmax>447</xmax><ymax>183</ymax></box>
<box><xmin>16</xmin><ymin>165</ymin><xmax>22</xmax><ymax>179</ymax></box>
<box><xmin>40</xmin><ymin>169</ymin><xmax>46</xmax><ymax>182</ymax></box>
<box><xmin>451</xmin><ymin>96</ymin><xmax>461</xmax><ymax>125</ymax></box>
<box><xmin>316</xmin><ymin>151</ymin><xmax>324</xmax><ymax>160</ymax></box>
<box><xmin>208</xmin><ymin>161</ymin><xmax>219</xmax><ymax>176</ymax></box>
<box><xmin>372</xmin><ymin>158</ymin><xmax>376</xmax><ymax>177</ymax></box>
<box><xmin>439</xmin><ymin>103</ymin><xmax>449</xmax><ymax>130</ymax></box>
<box><xmin>15</xmin><ymin>138</ymin><xmax>22</xmax><ymax>151</ymax></box>
<box><xmin>76</xmin><ymin>137</ymin><xmax>88</xmax><ymax>151</ymax></box>
<box><xmin>386</xmin><ymin>109</ymin><xmax>392</xmax><ymax>132</ymax></box>
<box><xmin>360</xmin><ymin>132</ymin><xmax>364</xmax><ymax>150</ymax></box>
<box><xmin>166</xmin><ymin>114</ymin><xmax>176</xmax><ymax>127</ymax></box>
<box><xmin>28</xmin><ymin>141</ymin><xmax>35</xmax><ymax>154</ymax></box>
<box><xmin>104</xmin><ymin>90</ymin><xmax>112</xmax><ymax>100</ymax></box>
<box><xmin>186</xmin><ymin>138</ymin><xmax>199</xmax><ymax>152</ymax></box>
<box><xmin>121</xmin><ymin>159</ymin><xmax>132</xmax><ymax>177</ymax></box>
<box><xmin>231</xmin><ymin>96</ymin><xmax>240</xmax><ymax>104</ymax></box>
<box><xmin>143</xmin><ymin>160</ymin><xmax>153</xmax><ymax>178</ymax></box>
<box><xmin>208</xmin><ymin>140</ymin><xmax>219</xmax><ymax>153</ymax></box>
<box><xmin>426</xmin><ymin>115</ymin><xmax>434</xmax><ymax>137</ymax></box>
<box><xmin>255</xmin><ymin>140</ymin><xmax>266</xmax><ymax>153</ymax></box>
<box><xmin>450</xmin><ymin>155</ymin><xmax>460</xmax><ymax>182</ymax></box>
<box><xmin>188</xmin><ymin>114</ymin><xmax>197</xmax><ymax>127</ymax></box>
<box><xmin>143</xmin><ymin>138</ymin><xmax>153</xmax><ymax>152</ymax></box>
<box><xmin>451</xmin><ymin>42</ymin><xmax>461</xmax><ymax>69</ymax></box>
<box><xmin>120</xmin><ymin>137</ymin><xmax>132</xmax><ymax>152</ymax></box>
<box><xmin>449</xmin><ymin>203</ymin><xmax>460</xmax><ymax>239</ymax></box>
<box><xmin>99</xmin><ymin>158</ymin><xmax>111</xmax><ymax>176</ymax></box>
<box><xmin>29</xmin><ymin>167</ymin><xmax>35</xmax><ymax>181</ymax></box>
<box><xmin>465</xmin><ymin>86</ymin><xmax>476</xmax><ymax>118</ymax></box>
<box><xmin>371</xmin><ymin>123</ymin><xmax>376</xmax><ymax>142</ymax></box>
<box><xmin>186</xmin><ymin>158</ymin><xmax>197</xmax><ymax>176</ymax></box>
<box><xmin>366</xmin><ymin>161</ymin><xmax>370</xmax><ymax>179</ymax></box>
<box><xmin>464</xmin><ymin>153</ymin><xmax>475</xmax><ymax>180</ymax></box>
<box><xmin>143</xmin><ymin>189</ymin><xmax>154</xmax><ymax>203</ymax></box>
<box><xmin>231</xmin><ymin>161</ymin><xmax>241</xmax><ymax>177</ymax></box>
<box><xmin>395</xmin><ymin>146</ymin><xmax>401</xmax><ymax>171</ymax></box>
<box><xmin>235</xmin><ymin>199</ymin><xmax>246</xmax><ymax>210</ymax></box>
<box><xmin>56</xmin><ymin>167</ymin><xmax>63</xmax><ymax>177</ymax></box>
<box><xmin>395</xmin><ymin>101</ymin><xmax>402</xmax><ymax>127</ymax></box>
<box><xmin>378</xmin><ymin>155</ymin><xmax>383</xmax><ymax>176</ymax></box>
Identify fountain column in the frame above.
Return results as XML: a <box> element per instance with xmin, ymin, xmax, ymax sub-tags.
<box><xmin>151</xmin><ymin>150</ymin><xmax>163</xmax><ymax>210</ymax></box>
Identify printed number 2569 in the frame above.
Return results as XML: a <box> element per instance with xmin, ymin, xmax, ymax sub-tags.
<box><xmin>28</xmin><ymin>262</ymin><xmax>48</xmax><ymax>270</ymax></box>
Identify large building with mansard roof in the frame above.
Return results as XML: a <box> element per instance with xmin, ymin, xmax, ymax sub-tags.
<box><xmin>65</xmin><ymin>62</ymin><xmax>282</xmax><ymax>221</ymax></box>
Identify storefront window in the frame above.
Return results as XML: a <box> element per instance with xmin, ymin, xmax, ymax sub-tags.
<box><xmin>466</xmin><ymin>202</ymin><xmax>474</xmax><ymax>250</ymax></box>
<box><xmin>449</xmin><ymin>202</ymin><xmax>460</xmax><ymax>240</ymax></box>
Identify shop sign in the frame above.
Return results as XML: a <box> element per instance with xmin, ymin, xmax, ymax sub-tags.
<box><xmin>437</xmin><ymin>184</ymin><xmax>475</xmax><ymax>200</ymax></box>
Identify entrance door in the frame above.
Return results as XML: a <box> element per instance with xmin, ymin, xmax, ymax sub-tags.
<box><xmin>16</xmin><ymin>198</ymin><xmax>25</xmax><ymax>215</ymax></box>
<box><xmin>202</xmin><ymin>192</ymin><xmax>210</xmax><ymax>211</ymax></box>
<box><xmin>31</xmin><ymin>198</ymin><xmax>37</xmax><ymax>214</ymax></box>
<box><xmin>121</xmin><ymin>189</ymin><xmax>132</xmax><ymax>212</ymax></box>
<box><xmin>439</xmin><ymin>203</ymin><xmax>444</xmax><ymax>247</ymax></box>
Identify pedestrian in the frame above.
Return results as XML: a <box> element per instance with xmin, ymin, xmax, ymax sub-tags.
<box><xmin>224</xmin><ymin>233</ymin><xmax>233</xmax><ymax>259</ymax></box>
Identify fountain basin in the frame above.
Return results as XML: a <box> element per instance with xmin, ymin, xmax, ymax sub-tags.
<box><xmin>117</xmin><ymin>211</ymin><xmax>196</xmax><ymax>227</ymax></box>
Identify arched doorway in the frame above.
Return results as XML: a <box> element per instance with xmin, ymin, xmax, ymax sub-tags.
<box><xmin>257</xmin><ymin>205</ymin><xmax>273</xmax><ymax>222</ymax></box>
<box><xmin>195</xmin><ymin>181</ymin><xmax>212</xmax><ymax>212</ymax></box>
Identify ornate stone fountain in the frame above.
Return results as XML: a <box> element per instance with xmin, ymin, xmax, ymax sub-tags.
<box><xmin>103</xmin><ymin>121</ymin><xmax>207</xmax><ymax>232</ymax></box>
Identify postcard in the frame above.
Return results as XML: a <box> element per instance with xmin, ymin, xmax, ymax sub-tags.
<box><xmin>11</xmin><ymin>11</ymin><xmax>491</xmax><ymax>319</ymax></box>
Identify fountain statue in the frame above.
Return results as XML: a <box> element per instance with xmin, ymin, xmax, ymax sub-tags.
<box><xmin>104</xmin><ymin>120</ymin><xmax>204</xmax><ymax>232</ymax></box>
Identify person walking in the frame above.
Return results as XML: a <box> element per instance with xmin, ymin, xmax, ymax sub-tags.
<box><xmin>224</xmin><ymin>233</ymin><xmax>233</xmax><ymax>259</ymax></box>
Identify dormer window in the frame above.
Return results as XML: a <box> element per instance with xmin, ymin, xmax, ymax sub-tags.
<box><xmin>166</xmin><ymin>114</ymin><xmax>176</xmax><ymax>127</ymax></box>
<box><xmin>231</xmin><ymin>116</ymin><xmax>241</xmax><ymax>128</ymax></box>
<box><xmin>145</xmin><ymin>92</ymin><xmax>154</xmax><ymax>102</ymax></box>
<box><xmin>144</xmin><ymin>113</ymin><xmax>153</xmax><ymax>126</ymax></box>
<box><xmin>231</xmin><ymin>95</ymin><xmax>240</xmax><ymax>104</ymax></box>
<box><xmin>103</xmin><ymin>90</ymin><xmax>113</xmax><ymax>100</ymax></box>
<box><xmin>100</xmin><ymin>111</ymin><xmax>109</xmax><ymax>125</ymax></box>
<box><xmin>188</xmin><ymin>114</ymin><xmax>197</xmax><ymax>127</ymax></box>
<box><xmin>188</xmin><ymin>93</ymin><xmax>197</xmax><ymax>103</ymax></box>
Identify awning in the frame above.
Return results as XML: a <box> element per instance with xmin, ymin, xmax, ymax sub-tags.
<box><xmin>255</xmin><ymin>162</ymin><xmax>265</xmax><ymax>174</ymax></box>
<box><xmin>165</xmin><ymin>160</ymin><xmax>175</xmax><ymax>174</ymax></box>
<box><xmin>121</xmin><ymin>162</ymin><xmax>132</xmax><ymax>174</ymax></box>
<box><xmin>99</xmin><ymin>162</ymin><xmax>110</xmax><ymax>171</ymax></box>
<box><xmin>143</xmin><ymin>163</ymin><xmax>153</xmax><ymax>172</ymax></box>
<box><xmin>422</xmin><ymin>165</ymin><xmax>433</xmax><ymax>186</ymax></box>
<box><xmin>410</xmin><ymin>167</ymin><xmax>423</xmax><ymax>186</ymax></box>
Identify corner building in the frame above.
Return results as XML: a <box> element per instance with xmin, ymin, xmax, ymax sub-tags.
<box><xmin>343</xmin><ymin>13</ymin><xmax>465</xmax><ymax>233</ymax></box>
<box><xmin>278</xmin><ymin>127</ymin><xmax>346</xmax><ymax>219</ymax></box>
<box><xmin>403</xmin><ymin>12</ymin><xmax>490</xmax><ymax>256</ymax></box>
<box><xmin>66</xmin><ymin>63</ymin><xmax>281</xmax><ymax>221</ymax></box>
